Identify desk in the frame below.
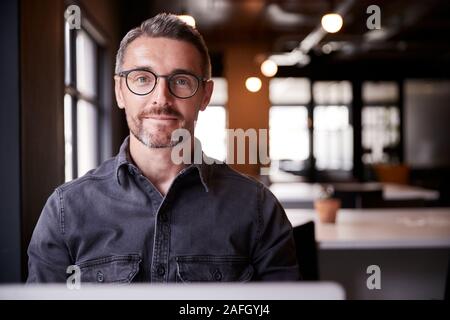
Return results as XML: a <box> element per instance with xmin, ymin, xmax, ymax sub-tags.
<box><xmin>271</xmin><ymin>182</ymin><xmax>440</xmax><ymax>208</ymax></box>
<box><xmin>383</xmin><ymin>183</ymin><xmax>440</xmax><ymax>201</ymax></box>
<box><xmin>286</xmin><ymin>208</ymin><xmax>450</xmax><ymax>299</ymax></box>
<box><xmin>286</xmin><ymin>208</ymin><xmax>450</xmax><ymax>249</ymax></box>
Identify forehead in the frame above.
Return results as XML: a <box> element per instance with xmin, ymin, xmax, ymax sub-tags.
<box><xmin>122</xmin><ymin>37</ymin><xmax>203</xmax><ymax>75</ymax></box>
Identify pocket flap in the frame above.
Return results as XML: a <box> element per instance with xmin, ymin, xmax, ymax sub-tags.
<box><xmin>77</xmin><ymin>254</ymin><xmax>141</xmax><ymax>283</ymax></box>
<box><xmin>176</xmin><ymin>255</ymin><xmax>253</xmax><ymax>282</ymax></box>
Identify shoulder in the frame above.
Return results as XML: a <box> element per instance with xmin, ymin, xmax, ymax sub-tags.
<box><xmin>56</xmin><ymin>157</ymin><xmax>117</xmax><ymax>194</ymax></box>
<box><xmin>208</xmin><ymin>162</ymin><xmax>277</xmax><ymax>200</ymax></box>
<box><xmin>210</xmin><ymin>162</ymin><xmax>262</xmax><ymax>187</ymax></box>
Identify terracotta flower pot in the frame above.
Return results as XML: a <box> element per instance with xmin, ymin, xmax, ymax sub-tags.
<box><xmin>314</xmin><ymin>198</ymin><xmax>341</xmax><ymax>223</ymax></box>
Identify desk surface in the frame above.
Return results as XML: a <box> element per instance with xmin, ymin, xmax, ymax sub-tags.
<box><xmin>271</xmin><ymin>182</ymin><xmax>440</xmax><ymax>203</ymax></box>
<box><xmin>286</xmin><ymin>208</ymin><xmax>450</xmax><ymax>249</ymax></box>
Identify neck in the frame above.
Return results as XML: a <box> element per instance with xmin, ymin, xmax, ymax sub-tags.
<box><xmin>129</xmin><ymin>133</ymin><xmax>189</xmax><ymax>195</ymax></box>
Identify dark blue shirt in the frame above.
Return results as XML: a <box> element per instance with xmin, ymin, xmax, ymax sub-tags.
<box><xmin>27</xmin><ymin>137</ymin><xmax>299</xmax><ymax>283</ymax></box>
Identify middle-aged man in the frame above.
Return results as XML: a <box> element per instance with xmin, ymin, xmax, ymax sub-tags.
<box><xmin>27</xmin><ymin>13</ymin><xmax>299</xmax><ymax>283</ymax></box>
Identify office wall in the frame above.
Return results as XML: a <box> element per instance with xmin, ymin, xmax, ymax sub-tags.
<box><xmin>224</xmin><ymin>43</ymin><xmax>271</xmax><ymax>177</ymax></box>
<box><xmin>0</xmin><ymin>0</ymin><xmax>21</xmax><ymax>283</ymax></box>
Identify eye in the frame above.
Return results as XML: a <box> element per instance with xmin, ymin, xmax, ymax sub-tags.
<box><xmin>136</xmin><ymin>76</ymin><xmax>150</xmax><ymax>84</ymax></box>
<box><xmin>174</xmin><ymin>77</ymin><xmax>189</xmax><ymax>86</ymax></box>
<box><xmin>128</xmin><ymin>71</ymin><xmax>153</xmax><ymax>86</ymax></box>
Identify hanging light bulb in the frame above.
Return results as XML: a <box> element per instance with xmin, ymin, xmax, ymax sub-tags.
<box><xmin>245</xmin><ymin>77</ymin><xmax>262</xmax><ymax>93</ymax></box>
<box><xmin>178</xmin><ymin>15</ymin><xmax>196</xmax><ymax>27</ymax></box>
<box><xmin>321</xmin><ymin>13</ymin><xmax>343</xmax><ymax>33</ymax></box>
<box><xmin>260</xmin><ymin>59</ymin><xmax>278</xmax><ymax>77</ymax></box>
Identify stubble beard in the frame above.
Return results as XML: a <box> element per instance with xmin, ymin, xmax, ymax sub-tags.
<box><xmin>128</xmin><ymin>114</ymin><xmax>185</xmax><ymax>148</ymax></box>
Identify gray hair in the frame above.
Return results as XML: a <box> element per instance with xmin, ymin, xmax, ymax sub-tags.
<box><xmin>115</xmin><ymin>13</ymin><xmax>211</xmax><ymax>79</ymax></box>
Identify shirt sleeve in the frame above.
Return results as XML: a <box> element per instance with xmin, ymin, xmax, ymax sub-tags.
<box><xmin>252</xmin><ymin>184</ymin><xmax>300</xmax><ymax>281</ymax></box>
<box><xmin>27</xmin><ymin>189</ymin><xmax>72</xmax><ymax>283</ymax></box>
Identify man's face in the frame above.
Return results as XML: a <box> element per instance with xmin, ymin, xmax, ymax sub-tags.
<box><xmin>115</xmin><ymin>37</ymin><xmax>213</xmax><ymax>148</ymax></box>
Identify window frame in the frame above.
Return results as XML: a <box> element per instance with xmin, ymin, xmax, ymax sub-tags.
<box><xmin>64</xmin><ymin>16</ymin><xmax>109</xmax><ymax>181</ymax></box>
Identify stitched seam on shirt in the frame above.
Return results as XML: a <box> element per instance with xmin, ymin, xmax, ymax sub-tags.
<box><xmin>56</xmin><ymin>188</ymin><xmax>65</xmax><ymax>235</ymax></box>
<box><xmin>163</xmin><ymin>213</ymin><xmax>171</xmax><ymax>282</ymax></box>
<box><xmin>176</xmin><ymin>256</ymin><xmax>249</xmax><ymax>263</ymax></box>
<box><xmin>57</xmin><ymin>188</ymin><xmax>76</xmax><ymax>263</ymax></box>
<box><xmin>77</xmin><ymin>255</ymin><xmax>141</xmax><ymax>268</ymax></box>
<box><xmin>197</xmin><ymin>166</ymin><xmax>209</xmax><ymax>192</ymax></box>
<box><xmin>58</xmin><ymin>171</ymin><xmax>115</xmax><ymax>192</ymax></box>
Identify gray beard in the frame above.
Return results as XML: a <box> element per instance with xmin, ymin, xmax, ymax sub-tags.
<box><xmin>128</xmin><ymin>114</ymin><xmax>183</xmax><ymax>149</ymax></box>
<box><xmin>131</xmin><ymin>128</ymin><xmax>182</xmax><ymax>149</ymax></box>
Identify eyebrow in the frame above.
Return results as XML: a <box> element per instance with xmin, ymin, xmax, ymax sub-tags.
<box><xmin>128</xmin><ymin>66</ymin><xmax>199</xmax><ymax>76</ymax></box>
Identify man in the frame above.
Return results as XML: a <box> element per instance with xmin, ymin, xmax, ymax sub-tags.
<box><xmin>27</xmin><ymin>13</ymin><xmax>299</xmax><ymax>283</ymax></box>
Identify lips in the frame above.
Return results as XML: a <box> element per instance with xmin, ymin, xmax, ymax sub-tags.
<box><xmin>143</xmin><ymin>115</ymin><xmax>179</xmax><ymax>121</ymax></box>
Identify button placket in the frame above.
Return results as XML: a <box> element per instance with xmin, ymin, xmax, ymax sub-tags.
<box><xmin>160</xmin><ymin>212</ymin><xmax>168</xmax><ymax>223</ymax></box>
<box><xmin>151</xmin><ymin>206</ymin><xmax>171</xmax><ymax>282</ymax></box>
<box><xmin>156</xmin><ymin>265</ymin><xmax>165</xmax><ymax>277</ymax></box>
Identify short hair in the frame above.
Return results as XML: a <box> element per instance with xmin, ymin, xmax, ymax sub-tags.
<box><xmin>115</xmin><ymin>13</ymin><xmax>211</xmax><ymax>79</ymax></box>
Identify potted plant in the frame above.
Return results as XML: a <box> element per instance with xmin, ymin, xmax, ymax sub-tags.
<box><xmin>314</xmin><ymin>185</ymin><xmax>341</xmax><ymax>223</ymax></box>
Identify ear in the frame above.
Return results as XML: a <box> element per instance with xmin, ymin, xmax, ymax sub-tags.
<box><xmin>199</xmin><ymin>80</ymin><xmax>214</xmax><ymax>112</ymax></box>
<box><xmin>114</xmin><ymin>75</ymin><xmax>125</xmax><ymax>109</ymax></box>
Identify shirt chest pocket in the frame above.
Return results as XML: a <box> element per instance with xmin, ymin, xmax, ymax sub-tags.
<box><xmin>176</xmin><ymin>255</ymin><xmax>253</xmax><ymax>282</ymax></box>
<box><xmin>77</xmin><ymin>254</ymin><xmax>141</xmax><ymax>284</ymax></box>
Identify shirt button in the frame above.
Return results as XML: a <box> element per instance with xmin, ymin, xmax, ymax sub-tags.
<box><xmin>97</xmin><ymin>271</ymin><xmax>104</xmax><ymax>283</ymax></box>
<box><xmin>213</xmin><ymin>269</ymin><xmax>222</xmax><ymax>281</ymax></box>
<box><xmin>157</xmin><ymin>265</ymin><xmax>165</xmax><ymax>277</ymax></box>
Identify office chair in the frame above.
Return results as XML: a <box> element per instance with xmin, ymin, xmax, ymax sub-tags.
<box><xmin>293</xmin><ymin>221</ymin><xmax>319</xmax><ymax>281</ymax></box>
<box><xmin>445</xmin><ymin>256</ymin><xmax>449</xmax><ymax>301</ymax></box>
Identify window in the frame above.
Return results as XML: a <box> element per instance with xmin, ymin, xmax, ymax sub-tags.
<box><xmin>269</xmin><ymin>106</ymin><xmax>309</xmax><ymax>161</ymax></box>
<box><xmin>194</xmin><ymin>78</ymin><xmax>228</xmax><ymax>161</ymax></box>
<box><xmin>313</xmin><ymin>81</ymin><xmax>353</xmax><ymax>170</ymax></box>
<box><xmin>64</xmin><ymin>21</ymin><xmax>107</xmax><ymax>181</ymax></box>
<box><xmin>314</xmin><ymin>106</ymin><xmax>353</xmax><ymax>170</ymax></box>
<box><xmin>269</xmin><ymin>78</ymin><xmax>311</xmax><ymax>172</ymax></box>
<box><xmin>362</xmin><ymin>82</ymin><xmax>400</xmax><ymax>164</ymax></box>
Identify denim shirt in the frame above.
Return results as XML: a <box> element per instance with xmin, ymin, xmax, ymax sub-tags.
<box><xmin>27</xmin><ymin>137</ymin><xmax>299</xmax><ymax>283</ymax></box>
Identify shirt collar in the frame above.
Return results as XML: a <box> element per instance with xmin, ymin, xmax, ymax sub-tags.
<box><xmin>190</xmin><ymin>158</ymin><xmax>212</xmax><ymax>192</ymax></box>
<box><xmin>115</xmin><ymin>136</ymin><xmax>211</xmax><ymax>192</ymax></box>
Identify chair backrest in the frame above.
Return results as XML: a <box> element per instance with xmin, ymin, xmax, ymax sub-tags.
<box><xmin>292</xmin><ymin>221</ymin><xmax>319</xmax><ymax>281</ymax></box>
<box><xmin>374</xmin><ymin>164</ymin><xmax>410</xmax><ymax>185</ymax></box>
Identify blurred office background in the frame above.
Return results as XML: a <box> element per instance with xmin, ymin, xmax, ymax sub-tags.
<box><xmin>1</xmin><ymin>0</ymin><xmax>449</xmax><ymax>299</ymax></box>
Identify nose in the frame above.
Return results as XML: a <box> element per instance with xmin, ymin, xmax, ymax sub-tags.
<box><xmin>151</xmin><ymin>77</ymin><xmax>173</xmax><ymax>105</ymax></box>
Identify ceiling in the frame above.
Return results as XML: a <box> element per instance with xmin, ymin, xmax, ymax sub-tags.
<box><xmin>146</xmin><ymin>0</ymin><xmax>450</xmax><ymax>68</ymax></box>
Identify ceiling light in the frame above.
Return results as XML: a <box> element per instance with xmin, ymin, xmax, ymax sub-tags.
<box><xmin>245</xmin><ymin>77</ymin><xmax>262</xmax><ymax>93</ymax></box>
<box><xmin>321</xmin><ymin>13</ymin><xmax>343</xmax><ymax>33</ymax></box>
<box><xmin>269</xmin><ymin>50</ymin><xmax>310</xmax><ymax>67</ymax></box>
<box><xmin>260</xmin><ymin>59</ymin><xmax>278</xmax><ymax>77</ymax></box>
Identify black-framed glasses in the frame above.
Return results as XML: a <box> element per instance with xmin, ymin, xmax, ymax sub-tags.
<box><xmin>117</xmin><ymin>68</ymin><xmax>208</xmax><ymax>99</ymax></box>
